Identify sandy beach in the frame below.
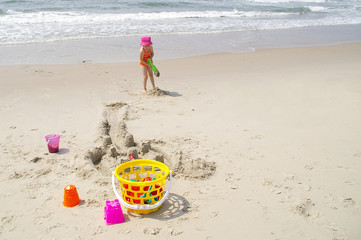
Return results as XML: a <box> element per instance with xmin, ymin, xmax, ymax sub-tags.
<box><xmin>1</xmin><ymin>43</ymin><xmax>361</xmax><ymax>239</ymax></box>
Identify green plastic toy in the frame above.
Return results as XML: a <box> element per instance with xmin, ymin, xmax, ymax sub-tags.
<box><xmin>147</xmin><ymin>59</ymin><xmax>160</xmax><ymax>77</ymax></box>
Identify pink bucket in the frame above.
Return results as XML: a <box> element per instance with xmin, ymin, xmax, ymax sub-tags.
<box><xmin>45</xmin><ymin>134</ymin><xmax>61</xmax><ymax>153</ymax></box>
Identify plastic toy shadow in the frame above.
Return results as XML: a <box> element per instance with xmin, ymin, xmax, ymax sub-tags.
<box><xmin>127</xmin><ymin>193</ymin><xmax>190</xmax><ymax>220</ymax></box>
<box><xmin>56</xmin><ymin>148</ymin><xmax>70</xmax><ymax>155</ymax></box>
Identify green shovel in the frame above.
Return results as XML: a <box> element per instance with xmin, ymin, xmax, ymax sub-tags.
<box><xmin>147</xmin><ymin>59</ymin><xmax>160</xmax><ymax>77</ymax></box>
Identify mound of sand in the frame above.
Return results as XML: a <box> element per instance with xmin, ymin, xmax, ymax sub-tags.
<box><xmin>174</xmin><ymin>158</ymin><xmax>216</xmax><ymax>180</ymax></box>
<box><xmin>105</xmin><ymin>102</ymin><xmax>127</xmax><ymax>110</ymax></box>
<box><xmin>148</xmin><ymin>87</ymin><xmax>168</xmax><ymax>96</ymax></box>
<box><xmin>86</xmin><ymin>101</ymin><xmax>216</xmax><ymax>180</ymax></box>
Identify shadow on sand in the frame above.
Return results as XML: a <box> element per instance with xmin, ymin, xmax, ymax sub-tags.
<box><xmin>126</xmin><ymin>193</ymin><xmax>190</xmax><ymax>221</ymax></box>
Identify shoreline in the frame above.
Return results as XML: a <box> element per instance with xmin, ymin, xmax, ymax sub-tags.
<box><xmin>1</xmin><ymin>24</ymin><xmax>361</xmax><ymax>66</ymax></box>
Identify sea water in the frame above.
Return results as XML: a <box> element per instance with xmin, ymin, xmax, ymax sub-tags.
<box><xmin>1</xmin><ymin>0</ymin><xmax>361</xmax><ymax>64</ymax></box>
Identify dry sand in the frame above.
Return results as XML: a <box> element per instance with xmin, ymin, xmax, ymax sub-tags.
<box><xmin>1</xmin><ymin>43</ymin><xmax>361</xmax><ymax>239</ymax></box>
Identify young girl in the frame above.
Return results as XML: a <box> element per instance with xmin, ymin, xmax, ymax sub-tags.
<box><xmin>139</xmin><ymin>36</ymin><xmax>155</xmax><ymax>92</ymax></box>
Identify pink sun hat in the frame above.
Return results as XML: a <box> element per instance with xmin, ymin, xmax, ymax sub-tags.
<box><xmin>140</xmin><ymin>36</ymin><xmax>153</xmax><ymax>46</ymax></box>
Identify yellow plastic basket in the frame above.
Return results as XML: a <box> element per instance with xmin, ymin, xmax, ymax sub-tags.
<box><xmin>112</xmin><ymin>159</ymin><xmax>172</xmax><ymax>214</ymax></box>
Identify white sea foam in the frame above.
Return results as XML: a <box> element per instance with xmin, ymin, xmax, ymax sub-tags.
<box><xmin>0</xmin><ymin>0</ymin><xmax>360</xmax><ymax>45</ymax></box>
<box><xmin>0</xmin><ymin>9</ymin><xmax>298</xmax><ymax>24</ymax></box>
<box><xmin>307</xmin><ymin>6</ymin><xmax>327</xmax><ymax>12</ymax></box>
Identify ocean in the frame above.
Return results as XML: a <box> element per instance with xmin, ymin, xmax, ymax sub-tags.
<box><xmin>1</xmin><ymin>0</ymin><xmax>361</xmax><ymax>64</ymax></box>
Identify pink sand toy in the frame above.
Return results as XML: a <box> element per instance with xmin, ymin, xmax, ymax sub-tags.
<box><xmin>104</xmin><ymin>199</ymin><xmax>125</xmax><ymax>225</ymax></box>
<box><xmin>45</xmin><ymin>134</ymin><xmax>61</xmax><ymax>153</ymax></box>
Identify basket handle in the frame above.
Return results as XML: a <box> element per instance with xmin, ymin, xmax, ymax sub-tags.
<box><xmin>112</xmin><ymin>171</ymin><xmax>172</xmax><ymax>211</ymax></box>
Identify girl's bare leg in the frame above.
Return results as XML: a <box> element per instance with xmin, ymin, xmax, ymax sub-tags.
<box><xmin>147</xmin><ymin>66</ymin><xmax>155</xmax><ymax>89</ymax></box>
<box><xmin>141</xmin><ymin>65</ymin><xmax>148</xmax><ymax>91</ymax></box>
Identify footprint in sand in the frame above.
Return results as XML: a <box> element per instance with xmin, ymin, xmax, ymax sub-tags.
<box><xmin>91</xmin><ymin>225</ymin><xmax>107</xmax><ymax>235</ymax></box>
<box><xmin>1</xmin><ymin>215</ymin><xmax>16</xmax><ymax>233</ymax></box>
<box><xmin>144</xmin><ymin>227</ymin><xmax>161</xmax><ymax>235</ymax></box>
<box><xmin>291</xmin><ymin>198</ymin><xmax>316</xmax><ymax>217</ymax></box>
<box><xmin>225</xmin><ymin>172</ymin><xmax>241</xmax><ymax>189</ymax></box>
<box><xmin>304</xmin><ymin>164</ymin><xmax>315</xmax><ymax>170</ymax></box>
<box><xmin>252</xmin><ymin>135</ymin><xmax>264</xmax><ymax>140</ymax></box>
<box><xmin>211</xmin><ymin>211</ymin><xmax>219</xmax><ymax>218</ymax></box>
<box><xmin>169</xmin><ymin>228</ymin><xmax>183</xmax><ymax>236</ymax></box>
<box><xmin>46</xmin><ymin>223</ymin><xmax>65</xmax><ymax>234</ymax></box>
<box><xmin>8</xmin><ymin>171</ymin><xmax>22</xmax><ymax>180</ymax></box>
<box><xmin>343</xmin><ymin>198</ymin><xmax>355</xmax><ymax>207</ymax></box>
